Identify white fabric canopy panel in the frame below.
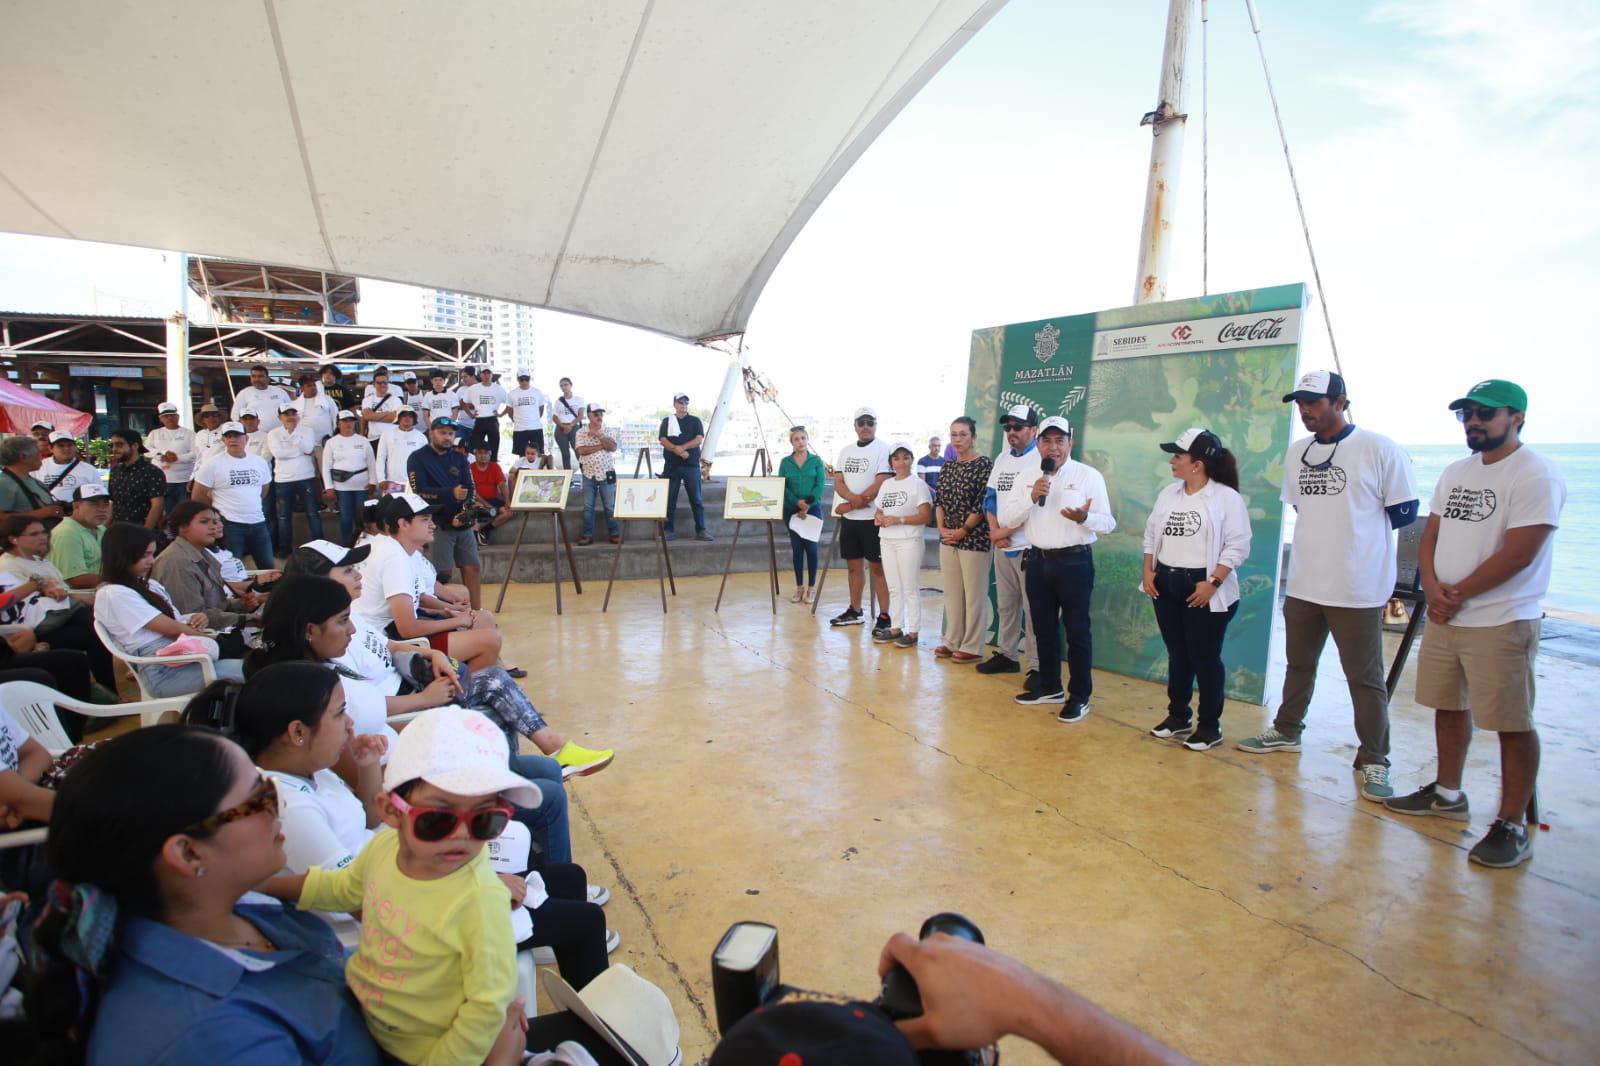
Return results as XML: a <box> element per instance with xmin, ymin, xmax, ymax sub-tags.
<box><xmin>0</xmin><ymin>0</ymin><xmax>1008</xmax><ymax>342</ymax></box>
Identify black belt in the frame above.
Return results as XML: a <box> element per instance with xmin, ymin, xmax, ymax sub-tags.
<box><xmin>1155</xmin><ymin>562</ymin><xmax>1207</xmax><ymax>579</ymax></box>
<box><xmin>1025</xmin><ymin>544</ymin><xmax>1091</xmax><ymax>560</ymax></box>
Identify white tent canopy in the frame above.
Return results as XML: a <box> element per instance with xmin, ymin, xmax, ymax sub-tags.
<box><xmin>0</xmin><ymin>0</ymin><xmax>1007</xmax><ymax>343</ymax></box>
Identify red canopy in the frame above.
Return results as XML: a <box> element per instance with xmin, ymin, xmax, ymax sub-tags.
<box><xmin>0</xmin><ymin>379</ymin><xmax>93</xmax><ymax>437</ymax></box>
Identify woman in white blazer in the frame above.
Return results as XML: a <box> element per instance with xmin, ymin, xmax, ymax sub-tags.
<box><xmin>1140</xmin><ymin>428</ymin><xmax>1252</xmax><ymax>751</ymax></box>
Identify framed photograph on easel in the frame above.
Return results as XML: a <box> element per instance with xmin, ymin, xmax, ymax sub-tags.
<box><xmin>510</xmin><ymin>468</ymin><xmax>572</xmax><ymax>511</ymax></box>
<box><xmin>615</xmin><ymin>478</ymin><xmax>669</xmax><ymax>521</ymax></box>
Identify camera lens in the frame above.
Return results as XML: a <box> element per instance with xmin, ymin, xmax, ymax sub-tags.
<box><xmin>918</xmin><ymin>912</ymin><xmax>984</xmax><ymax>945</ymax></box>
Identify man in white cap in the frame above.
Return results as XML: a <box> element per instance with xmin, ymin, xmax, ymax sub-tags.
<box><xmin>28</xmin><ymin>421</ymin><xmax>54</xmax><ymax>454</ymax></box>
<box><xmin>659</xmin><ymin>392</ymin><xmax>711</xmax><ymax>542</ymax></box>
<box><xmin>1001</xmin><ymin>416</ymin><xmax>1114</xmax><ymax>720</ymax></box>
<box><xmin>291</xmin><ymin>371</ymin><xmax>340</xmax><ymax>475</ymax></box>
<box><xmin>830</xmin><ymin>405</ymin><xmax>893</xmax><ymax>635</ymax></box>
<box><xmin>35</xmin><ymin>430</ymin><xmax>105</xmax><ymax>506</ymax></box>
<box><xmin>47</xmin><ymin>483</ymin><xmax>112</xmax><ymax>588</ymax></box>
<box><xmin>268</xmin><ymin>404</ymin><xmax>324</xmax><ymax>547</ymax></box>
<box><xmin>376</xmin><ymin>406</ymin><xmax>427</xmax><ymax>493</ymax></box>
<box><xmin>145</xmin><ymin>401</ymin><xmax>199</xmax><ymax>514</ymax></box>
<box><xmin>981</xmin><ymin>403</ymin><xmax>1044</xmax><ymax>690</ymax></box>
<box><xmin>192</xmin><ymin>421</ymin><xmax>275</xmax><ymax>569</ymax></box>
<box><xmin>506</xmin><ymin>369</ymin><xmax>548</xmax><ymax>459</ymax></box>
<box><xmin>460</xmin><ymin>366</ymin><xmax>508</xmax><ymax>461</ymax></box>
<box><xmin>230</xmin><ymin>364</ymin><xmax>293</xmax><ymax>433</ymax></box>
<box><xmin>1238</xmin><ymin>370</ymin><xmax>1418</xmax><ymax>804</ymax></box>
<box><xmin>400</xmin><ymin>369</ymin><xmax>422</xmax><ymax>402</ymax></box>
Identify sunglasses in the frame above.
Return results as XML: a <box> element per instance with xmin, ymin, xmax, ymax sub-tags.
<box><xmin>855</xmin><ymin>418</ymin><xmax>876</xmax><ymax>426</ymax></box>
<box><xmin>389</xmin><ymin>792</ymin><xmax>513</xmax><ymax>843</ymax></box>
<box><xmin>185</xmin><ymin>776</ymin><xmax>279</xmax><ymax>835</ymax></box>
<box><xmin>1002</xmin><ymin>421</ymin><xmax>1028</xmax><ymax>432</ymax></box>
<box><xmin>1454</xmin><ymin>404</ymin><xmax>1504</xmax><ymax>424</ymax></box>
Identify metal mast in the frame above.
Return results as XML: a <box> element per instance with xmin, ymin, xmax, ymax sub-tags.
<box><xmin>1133</xmin><ymin>0</ymin><xmax>1195</xmax><ymax>305</ymax></box>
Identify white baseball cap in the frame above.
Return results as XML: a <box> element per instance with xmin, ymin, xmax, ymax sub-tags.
<box><xmin>1160</xmin><ymin>427</ymin><xmax>1222</xmax><ymax>460</ymax></box>
<box><xmin>1282</xmin><ymin>369</ymin><xmax>1346</xmax><ymax>403</ymax></box>
<box><xmin>889</xmin><ymin>440</ymin><xmax>915</xmax><ymax>457</ymax></box>
<box><xmin>852</xmin><ymin>406</ymin><xmax>877</xmax><ymax>422</ymax></box>
<box><xmin>157</xmin><ymin>402</ymin><xmax>179</xmax><ymax>415</ymax></box>
<box><xmin>278</xmin><ymin>403</ymin><xmax>299</xmax><ymax>414</ymax></box>
<box><xmin>542</xmin><ymin>966</ymin><xmax>683</xmax><ymax>1066</ymax></box>
<box><xmin>1003</xmin><ymin>403</ymin><xmax>1039</xmax><ymax>426</ymax></box>
<box><xmin>48</xmin><ymin>430</ymin><xmax>75</xmax><ymax>445</ymax></box>
<box><xmin>296</xmin><ymin>539</ymin><xmax>372</xmax><ymax>569</ymax></box>
<box><xmin>383</xmin><ymin>491</ymin><xmax>443</xmax><ymax>519</ymax></box>
<box><xmin>29</xmin><ymin>421</ymin><xmax>52</xmax><ymax>432</ymax></box>
<box><xmin>517</xmin><ymin>368</ymin><xmax>532</xmax><ymax>379</ymax></box>
<box><xmin>71</xmin><ymin>484</ymin><xmax>110</xmax><ymax>503</ymax></box>
<box><xmin>672</xmin><ymin>392</ymin><xmax>689</xmax><ymax>403</ymax></box>
<box><xmin>401</xmin><ymin>371</ymin><xmax>416</xmax><ymax>382</ymax></box>
<box><xmin>381</xmin><ymin>706</ymin><xmax>539</xmax><ymax>807</ymax></box>
<box><xmin>336</xmin><ymin>409</ymin><xmax>358</xmax><ymax>421</ymax></box>
<box><xmin>396</xmin><ymin>405</ymin><xmax>417</xmax><ymax>418</ymax></box>
<box><xmin>1039</xmin><ymin>416</ymin><xmax>1072</xmax><ymax>436</ymax></box>
<box><xmin>219</xmin><ymin>421</ymin><xmax>247</xmax><ymax>436</ymax></box>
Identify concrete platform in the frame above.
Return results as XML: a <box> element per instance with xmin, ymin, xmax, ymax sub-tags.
<box><xmin>499</xmin><ymin>570</ymin><xmax>1599</xmax><ymax>1065</ymax></box>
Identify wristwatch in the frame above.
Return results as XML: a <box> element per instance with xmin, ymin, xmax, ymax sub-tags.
<box><xmin>1207</xmin><ymin>576</ymin><xmax>1223</xmax><ymax>588</ymax></box>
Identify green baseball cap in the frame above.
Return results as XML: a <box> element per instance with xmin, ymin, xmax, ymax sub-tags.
<box><xmin>1448</xmin><ymin>379</ymin><xmax>1527</xmax><ymax>412</ymax></box>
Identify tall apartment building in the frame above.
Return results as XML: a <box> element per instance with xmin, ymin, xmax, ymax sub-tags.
<box><xmin>420</xmin><ymin>289</ymin><xmax>535</xmax><ymax>379</ymax></box>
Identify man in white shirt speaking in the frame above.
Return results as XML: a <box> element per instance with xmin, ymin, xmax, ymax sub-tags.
<box><xmin>1002</xmin><ymin>416</ymin><xmax>1114</xmax><ymax>721</ymax></box>
<box><xmin>1385</xmin><ymin>379</ymin><xmax>1566</xmax><ymax>869</ymax></box>
<box><xmin>1238</xmin><ymin>371</ymin><xmax>1418</xmax><ymax>804</ymax></box>
<box><xmin>146</xmin><ymin>401</ymin><xmax>198</xmax><ymax>515</ymax></box>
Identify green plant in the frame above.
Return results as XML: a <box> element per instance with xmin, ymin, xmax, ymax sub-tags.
<box><xmin>79</xmin><ymin>437</ymin><xmax>113</xmax><ymax>468</ymax></box>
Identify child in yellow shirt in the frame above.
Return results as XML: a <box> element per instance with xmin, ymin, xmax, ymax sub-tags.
<box><xmin>261</xmin><ymin>706</ymin><xmax>538</xmax><ymax>1065</ymax></box>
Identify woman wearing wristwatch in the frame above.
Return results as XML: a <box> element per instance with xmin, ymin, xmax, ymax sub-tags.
<box><xmin>1140</xmin><ymin>428</ymin><xmax>1252</xmax><ymax>751</ymax></box>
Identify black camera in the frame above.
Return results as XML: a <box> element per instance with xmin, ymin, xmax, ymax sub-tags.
<box><xmin>457</xmin><ymin>498</ymin><xmax>495</xmax><ymax>527</ymax></box>
<box><xmin>710</xmin><ymin>914</ymin><xmax>996</xmax><ymax>1065</ymax></box>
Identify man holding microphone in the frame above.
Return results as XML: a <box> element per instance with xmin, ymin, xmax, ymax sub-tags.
<box><xmin>999</xmin><ymin>416</ymin><xmax>1114</xmax><ymax>720</ymax></box>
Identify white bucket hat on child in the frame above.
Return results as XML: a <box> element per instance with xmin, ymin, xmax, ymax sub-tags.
<box><xmin>381</xmin><ymin>706</ymin><xmax>539</xmax><ymax>807</ymax></box>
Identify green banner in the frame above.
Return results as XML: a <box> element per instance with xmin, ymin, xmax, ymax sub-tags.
<box><xmin>964</xmin><ymin>284</ymin><xmax>1306</xmax><ymax>704</ymax></box>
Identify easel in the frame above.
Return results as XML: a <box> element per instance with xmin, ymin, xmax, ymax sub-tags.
<box><xmin>633</xmin><ymin>449</ymin><xmax>655</xmax><ymax>478</ymax></box>
<box><xmin>808</xmin><ymin>507</ymin><xmax>875</xmax><ymax>618</ymax></box>
<box><xmin>603</xmin><ymin>517</ymin><xmax>676</xmax><ymax>613</ymax></box>
<box><xmin>494</xmin><ymin>510</ymin><xmax>582</xmax><ymax>615</ymax></box>
<box><xmin>714</xmin><ymin>448</ymin><xmax>781</xmax><ymax>614</ymax></box>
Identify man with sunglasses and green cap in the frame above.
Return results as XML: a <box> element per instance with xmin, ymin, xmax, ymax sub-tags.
<box><xmin>1384</xmin><ymin>380</ymin><xmax>1565</xmax><ymax>868</ymax></box>
<box><xmin>1238</xmin><ymin>370</ymin><xmax>1418</xmax><ymax>805</ymax></box>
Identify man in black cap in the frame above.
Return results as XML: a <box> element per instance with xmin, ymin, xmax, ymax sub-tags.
<box><xmin>1238</xmin><ymin>370</ymin><xmax>1418</xmax><ymax>805</ymax></box>
<box><xmin>658</xmin><ymin>392</ymin><xmax>711</xmax><ymax>541</ymax></box>
<box><xmin>107</xmin><ymin>428</ymin><xmax>167</xmax><ymax>529</ymax></box>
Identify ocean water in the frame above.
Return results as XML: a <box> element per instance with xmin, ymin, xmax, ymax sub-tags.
<box><xmin>1406</xmin><ymin>442</ymin><xmax>1597</xmax><ymax>618</ymax></box>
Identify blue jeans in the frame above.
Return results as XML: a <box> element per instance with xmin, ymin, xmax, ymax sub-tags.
<box><xmin>787</xmin><ymin>519</ymin><xmax>819</xmax><ymax>586</ymax></box>
<box><xmin>583</xmin><ymin>477</ymin><xmax>618</xmax><ymax>538</ymax></box>
<box><xmin>508</xmin><ymin>753</ymin><xmax>571</xmax><ymax>865</ymax></box>
<box><xmin>273</xmin><ymin>479</ymin><xmax>323</xmax><ymax>548</ymax></box>
<box><xmin>335</xmin><ymin>489</ymin><xmax>365</xmax><ymax>545</ymax></box>
<box><xmin>162</xmin><ymin>482</ymin><xmax>188</xmax><ymax>516</ymax></box>
<box><xmin>130</xmin><ymin>638</ymin><xmax>246</xmax><ymax>698</ymax></box>
<box><xmin>664</xmin><ymin>463</ymin><xmax>705</xmax><ymax>534</ymax></box>
<box><xmin>223</xmin><ymin>518</ymin><xmax>275</xmax><ymax>571</ymax></box>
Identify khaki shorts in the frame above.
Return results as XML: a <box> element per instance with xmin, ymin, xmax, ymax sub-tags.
<box><xmin>1415</xmin><ymin>617</ymin><xmax>1541</xmax><ymax>731</ymax></box>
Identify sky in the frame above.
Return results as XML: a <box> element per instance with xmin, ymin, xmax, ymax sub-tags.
<box><xmin>2</xmin><ymin>0</ymin><xmax>1596</xmax><ymax>445</ymax></box>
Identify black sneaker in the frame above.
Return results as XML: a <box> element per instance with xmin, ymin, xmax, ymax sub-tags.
<box><xmin>1183</xmin><ymin>727</ymin><xmax>1223</xmax><ymax>751</ymax></box>
<box><xmin>1468</xmin><ymin>819</ymin><xmax>1533</xmax><ymax>868</ymax></box>
<box><xmin>975</xmin><ymin>654</ymin><xmax>1021</xmax><ymax>675</ymax></box>
<box><xmin>871</xmin><ymin>614</ymin><xmax>893</xmax><ymax>639</ymax></box>
<box><xmin>830</xmin><ymin>607</ymin><xmax>864</xmax><ymax>627</ymax></box>
<box><xmin>1056</xmin><ymin>700</ymin><xmax>1091</xmax><ymax>724</ymax></box>
<box><xmin>1022</xmin><ymin>670</ymin><xmax>1044</xmax><ymax>695</ymax></box>
<box><xmin>1149</xmin><ymin>714</ymin><xmax>1194</xmax><ymax>739</ymax></box>
<box><xmin>1014</xmin><ymin>688</ymin><xmax>1066</xmax><ymax>706</ymax></box>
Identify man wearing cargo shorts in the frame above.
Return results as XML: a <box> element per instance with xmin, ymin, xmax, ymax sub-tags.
<box><xmin>1385</xmin><ymin>380</ymin><xmax>1565</xmax><ymax>869</ymax></box>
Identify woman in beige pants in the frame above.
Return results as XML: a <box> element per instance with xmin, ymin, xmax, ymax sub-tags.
<box><xmin>933</xmin><ymin>416</ymin><xmax>993</xmax><ymax>663</ymax></box>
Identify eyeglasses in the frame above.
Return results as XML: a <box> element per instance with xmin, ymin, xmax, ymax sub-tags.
<box><xmin>389</xmin><ymin>792</ymin><xmax>513</xmax><ymax>842</ymax></box>
<box><xmin>1455</xmin><ymin>404</ymin><xmax>1504</xmax><ymax>424</ymax></box>
<box><xmin>184</xmin><ymin>776</ymin><xmax>279</xmax><ymax>835</ymax></box>
<box><xmin>1299</xmin><ymin>437</ymin><xmax>1341</xmax><ymax>471</ymax></box>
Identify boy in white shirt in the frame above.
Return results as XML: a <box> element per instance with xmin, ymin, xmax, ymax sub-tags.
<box><xmin>1385</xmin><ymin>380</ymin><xmax>1566</xmax><ymax>869</ymax></box>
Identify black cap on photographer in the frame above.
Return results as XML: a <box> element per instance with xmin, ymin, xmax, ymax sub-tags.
<box><xmin>710</xmin><ymin>1000</ymin><xmax>918</xmax><ymax>1066</ymax></box>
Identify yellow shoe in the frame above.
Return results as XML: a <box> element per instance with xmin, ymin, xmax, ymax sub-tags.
<box><xmin>555</xmin><ymin>741</ymin><xmax>615</xmax><ymax>780</ymax></box>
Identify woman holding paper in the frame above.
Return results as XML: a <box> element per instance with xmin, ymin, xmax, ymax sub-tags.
<box><xmin>779</xmin><ymin>426</ymin><xmax>828</xmax><ymax>603</ymax></box>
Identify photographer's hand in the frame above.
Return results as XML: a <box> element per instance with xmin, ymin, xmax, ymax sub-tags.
<box><xmin>877</xmin><ymin>933</ymin><xmax>1191</xmax><ymax>1065</ymax></box>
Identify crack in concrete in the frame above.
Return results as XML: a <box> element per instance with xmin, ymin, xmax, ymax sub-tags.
<box><xmin>569</xmin><ymin>788</ymin><xmax>720</xmax><ymax>1049</ymax></box>
<box><xmin>696</xmin><ymin>614</ymin><xmax>1558</xmax><ymax>1064</ymax></box>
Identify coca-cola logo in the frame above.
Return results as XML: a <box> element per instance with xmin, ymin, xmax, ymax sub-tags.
<box><xmin>1171</xmin><ymin>324</ymin><xmax>1192</xmax><ymax>341</ymax></box>
<box><xmin>1218</xmin><ymin>316</ymin><xmax>1286</xmax><ymax>344</ymax></box>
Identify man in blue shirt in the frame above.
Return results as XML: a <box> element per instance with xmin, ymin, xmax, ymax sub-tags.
<box><xmin>916</xmin><ymin>437</ymin><xmax>946</xmax><ymax>491</ymax></box>
<box><xmin>407</xmin><ymin>417</ymin><xmax>481</xmax><ymax>604</ymax></box>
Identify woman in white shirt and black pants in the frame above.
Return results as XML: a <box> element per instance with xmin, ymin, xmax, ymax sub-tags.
<box><xmin>1141</xmin><ymin>428</ymin><xmax>1252</xmax><ymax>751</ymax></box>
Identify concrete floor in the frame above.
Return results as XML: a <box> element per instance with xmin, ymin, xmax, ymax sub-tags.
<box><xmin>498</xmin><ymin>572</ymin><xmax>1599</xmax><ymax>1066</ymax></box>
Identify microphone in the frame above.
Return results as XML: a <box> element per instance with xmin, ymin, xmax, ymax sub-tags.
<box><xmin>1036</xmin><ymin>456</ymin><xmax>1056</xmax><ymax>506</ymax></box>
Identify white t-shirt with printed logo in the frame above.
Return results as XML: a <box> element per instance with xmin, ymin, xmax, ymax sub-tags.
<box><xmin>835</xmin><ymin>438</ymin><xmax>893</xmax><ymax>521</ymax></box>
<box><xmin>34</xmin><ymin>457</ymin><xmax>107</xmax><ymax>505</ymax></box>
<box><xmin>1156</xmin><ymin>498</ymin><xmax>1209</xmax><ymax>569</ymax></box>
<box><xmin>415</xmin><ymin>389</ymin><xmax>459</xmax><ymax>426</ymax></box>
<box><xmin>506</xmin><ymin>386</ymin><xmax>548</xmax><ymax>430</ymax></box>
<box><xmin>876</xmin><ymin>475</ymin><xmax>933</xmax><ymax>540</ymax></box>
<box><xmin>1281</xmin><ymin>426</ymin><xmax>1418</xmax><ymax>608</ymax></box>
<box><xmin>266</xmin><ymin>768</ymin><xmax>372</xmax><ymax>874</ymax></box>
<box><xmin>0</xmin><ymin>707</ymin><xmax>28</xmax><ymax>774</ymax></box>
<box><xmin>352</xmin><ymin>535</ymin><xmax>421</xmax><ymax>630</ymax></box>
<box><xmin>460</xmin><ymin>383</ymin><xmax>504</xmax><ymax>420</ymax></box>
<box><xmin>194</xmin><ymin>452</ymin><xmax>271</xmax><ymax>524</ymax></box>
<box><xmin>1428</xmin><ymin>445</ymin><xmax>1565</xmax><ymax>628</ymax></box>
<box><xmin>986</xmin><ymin>444</ymin><xmax>1044</xmax><ymax>553</ymax></box>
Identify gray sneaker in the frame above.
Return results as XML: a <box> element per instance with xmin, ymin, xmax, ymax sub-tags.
<box><xmin>1468</xmin><ymin>820</ymin><xmax>1533</xmax><ymax>868</ymax></box>
<box><xmin>893</xmin><ymin>632</ymin><xmax>918</xmax><ymax>649</ymax></box>
<box><xmin>1358</xmin><ymin>763</ymin><xmax>1395</xmax><ymax>802</ymax></box>
<box><xmin>1383</xmin><ymin>782</ymin><xmax>1470</xmax><ymax>822</ymax></box>
<box><xmin>695</xmin><ymin>531</ymin><xmax>714</xmax><ymax>542</ymax></box>
<box><xmin>1235</xmin><ymin>728</ymin><xmax>1302</xmax><ymax>754</ymax></box>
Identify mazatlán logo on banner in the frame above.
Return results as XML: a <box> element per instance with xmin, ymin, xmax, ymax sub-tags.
<box><xmin>996</xmin><ymin>317</ymin><xmax>1093</xmax><ymax>452</ymax></box>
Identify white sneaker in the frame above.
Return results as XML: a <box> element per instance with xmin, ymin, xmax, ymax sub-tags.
<box><xmin>587</xmin><ymin>884</ymin><xmax>610</xmax><ymax>906</ymax></box>
<box><xmin>605</xmin><ymin>928</ymin><xmax>620</xmax><ymax>954</ymax></box>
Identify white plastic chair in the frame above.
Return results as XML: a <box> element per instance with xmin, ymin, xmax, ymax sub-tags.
<box><xmin>0</xmin><ymin>679</ymin><xmax>186</xmax><ymax>751</ymax></box>
<box><xmin>92</xmin><ymin>618</ymin><xmax>216</xmax><ymax>701</ymax></box>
